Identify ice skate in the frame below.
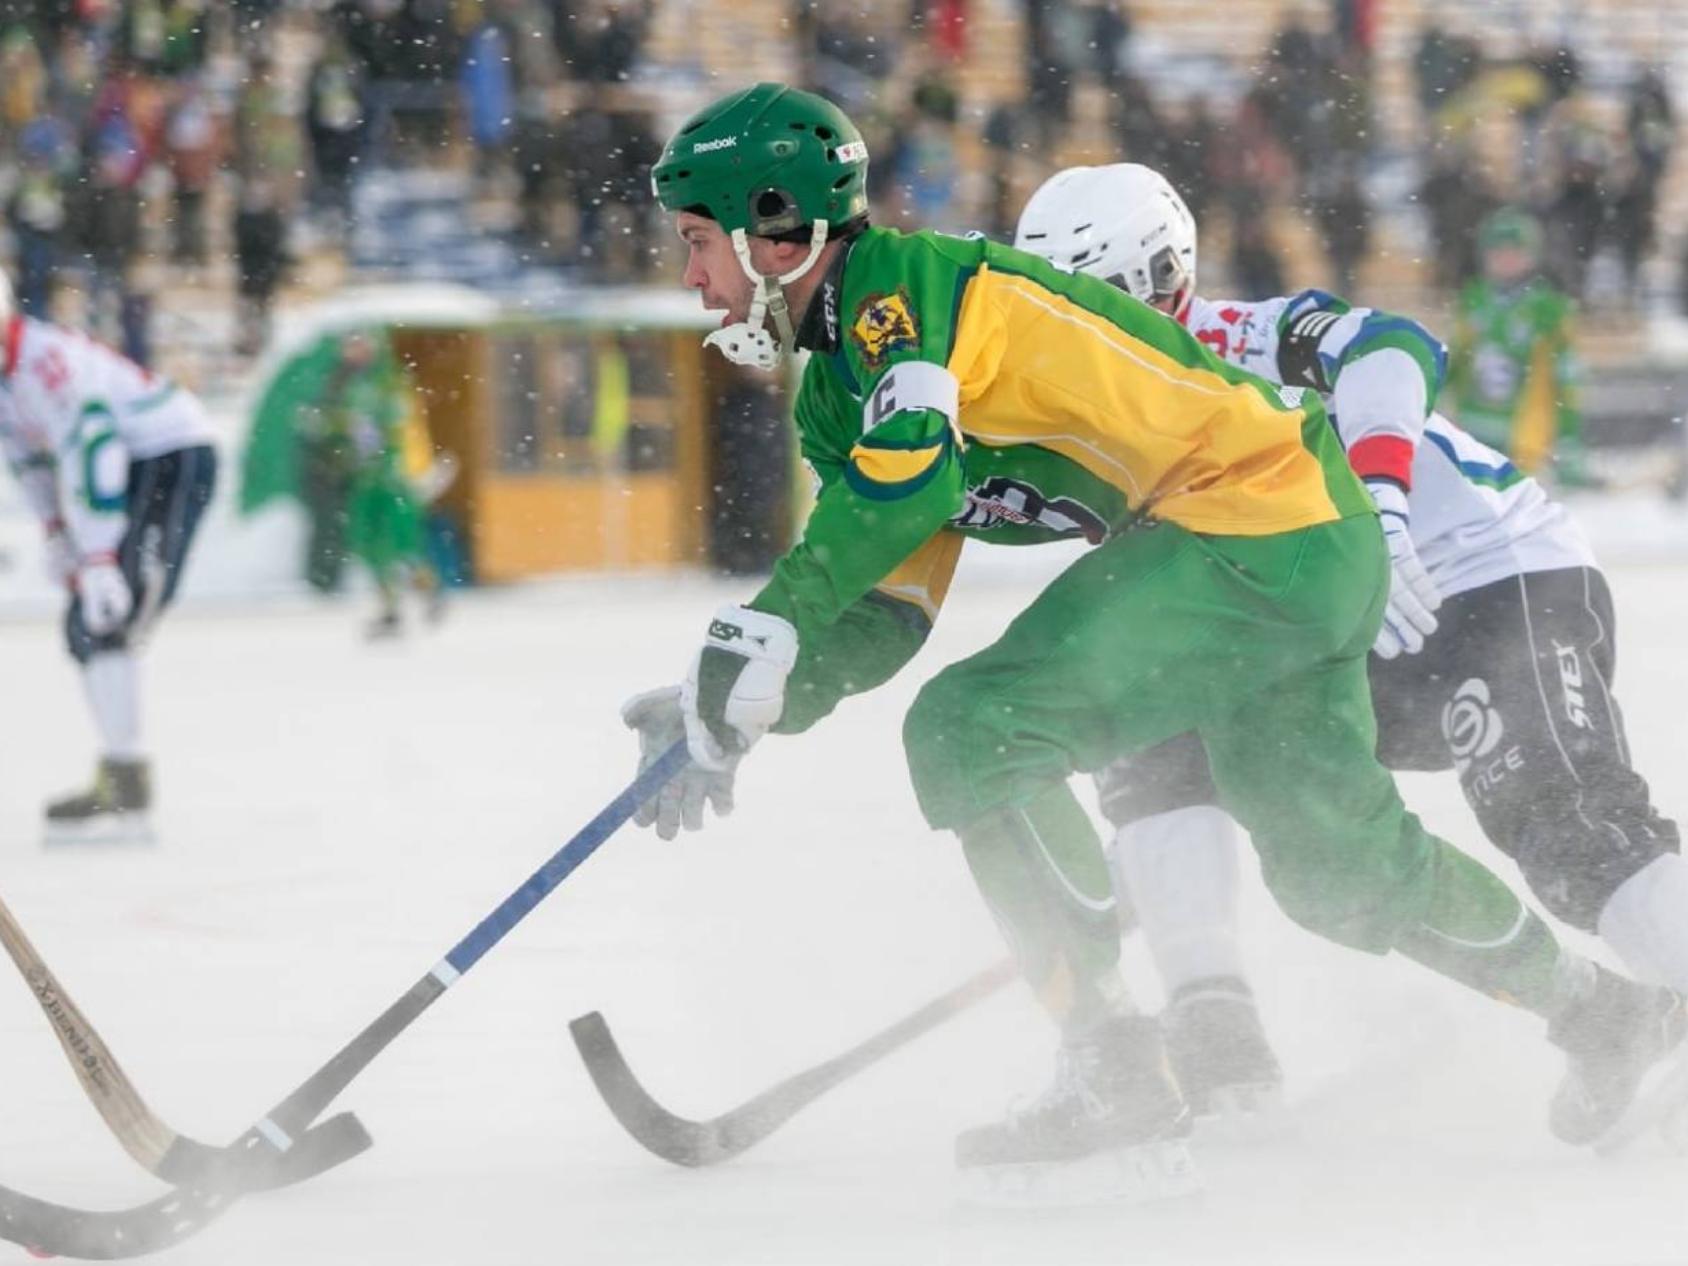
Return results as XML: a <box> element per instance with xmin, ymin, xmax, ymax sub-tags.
<box><xmin>1164</xmin><ymin>977</ymin><xmax>1284</xmax><ymax>1120</ymax></box>
<box><xmin>422</xmin><ymin>580</ymin><xmax>448</xmax><ymax>627</ymax></box>
<box><xmin>956</xmin><ymin>1014</ymin><xmax>1200</xmax><ymax>1207</ymax></box>
<box><xmin>43</xmin><ymin>758</ymin><xmax>154</xmax><ymax>846</ymax></box>
<box><xmin>415</xmin><ymin>567</ymin><xmax>449</xmax><ymax>627</ymax></box>
<box><xmin>1547</xmin><ymin>964</ymin><xmax>1687</xmax><ymax>1152</ymax></box>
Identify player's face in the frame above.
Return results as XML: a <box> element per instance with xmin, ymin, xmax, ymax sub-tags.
<box><xmin>676</xmin><ymin>213</ymin><xmax>756</xmax><ymax>325</ymax></box>
<box><xmin>1485</xmin><ymin>245</ymin><xmax>1534</xmax><ymax>284</ymax></box>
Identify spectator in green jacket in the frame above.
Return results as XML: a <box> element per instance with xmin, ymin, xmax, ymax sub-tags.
<box><xmin>1449</xmin><ymin>207</ymin><xmax>1584</xmax><ymax>481</ymax></box>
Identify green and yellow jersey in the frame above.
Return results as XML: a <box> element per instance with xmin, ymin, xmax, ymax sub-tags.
<box><xmin>761</xmin><ymin>226</ymin><xmax>1375</xmax><ymax>732</ymax></box>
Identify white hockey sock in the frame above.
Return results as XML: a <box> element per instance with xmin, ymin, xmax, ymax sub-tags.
<box><xmin>1110</xmin><ymin>805</ymin><xmax>1246</xmax><ymax>997</ymax></box>
<box><xmin>1596</xmin><ymin>853</ymin><xmax>1688</xmax><ymax>992</ymax></box>
<box><xmin>82</xmin><ymin>651</ymin><xmax>143</xmax><ymax>762</ymax></box>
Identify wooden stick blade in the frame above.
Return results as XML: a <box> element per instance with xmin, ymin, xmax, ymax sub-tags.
<box><xmin>569</xmin><ymin>960</ymin><xmax>1017</xmax><ymax>1168</ymax></box>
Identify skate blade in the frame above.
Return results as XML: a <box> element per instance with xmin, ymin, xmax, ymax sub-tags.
<box><xmin>1593</xmin><ymin>1041</ymin><xmax>1688</xmax><ymax>1157</ymax></box>
<box><xmin>955</xmin><ymin>1137</ymin><xmax>1203</xmax><ymax>1209</ymax></box>
<box><xmin>42</xmin><ymin>814</ymin><xmax>156</xmax><ymax>848</ymax></box>
<box><xmin>1194</xmin><ymin>1083</ymin><xmax>1290</xmax><ymax>1143</ymax></box>
<box><xmin>1660</xmin><ymin>1098</ymin><xmax>1688</xmax><ymax>1154</ymax></box>
<box><xmin>1198</xmin><ymin>1081</ymin><xmax>1285</xmax><ymax>1119</ymax></box>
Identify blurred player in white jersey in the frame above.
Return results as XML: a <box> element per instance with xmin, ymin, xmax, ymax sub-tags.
<box><xmin>0</xmin><ymin>272</ymin><xmax>217</xmax><ymax>840</ymax></box>
<box><xmin>1015</xmin><ymin>166</ymin><xmax>1687</xmax><ymax>1144</ymax></box>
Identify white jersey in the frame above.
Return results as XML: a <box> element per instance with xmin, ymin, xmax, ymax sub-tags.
<box><xmin>1183</xmin><ymin>292</ymin><xmax>1593</xmax><ymax>598</ymax></box>
<box><xmin>0</xmin><ymin>316</ymin><xmax>217</xmax><ymax>557</ymax></box>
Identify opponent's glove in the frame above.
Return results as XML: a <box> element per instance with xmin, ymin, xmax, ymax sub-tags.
<box><xmin>680</xmin><ymin>604</ymin><xmax>799</xmax><ymax>771</ymax></box>
<box><xmin>1367</xmin><ymin>480</ymin><xmax>1440</xmax><ymax>659</ymax></box>
<box><xmin>76</xmin><ymin>555</ymin><xmax>133</xmax><ymax>636</ymax></box>
<box><xmin>43</xmin><ymin>519</ymin><xmax>76</xmax><ymax>588</ymax></box>
<box><xmin>622</xmin><ymin>686</ymin><xmax>736</xmax><ymax>840</ymax></box>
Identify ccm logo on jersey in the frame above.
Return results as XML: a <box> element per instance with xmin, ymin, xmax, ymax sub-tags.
<box><xmin>818</xmin><ymin>278</ymin><xmax>840</xmax><ymax>346</ymax></box>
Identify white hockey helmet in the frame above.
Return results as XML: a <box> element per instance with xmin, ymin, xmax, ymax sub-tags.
<box><xmin>1015</xmin><ymin>163</ymin><xmax>1198</xmax><ymax>317</ymax></box>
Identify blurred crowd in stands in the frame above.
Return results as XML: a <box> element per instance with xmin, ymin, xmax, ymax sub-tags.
<box><xmin>965</xmin><ymin>1</ymin><xmax>1383</xmax><ymax>300</ymax></box>
<box><xmin>0</xmin><ymin>0</ymin><xmax>1679</xmax><ymax>372</ymax></box>
<box><xmin>1413</xmin><ymin>24</ymin><xmax>1676</xmax><ymax>310</ymax></box>
<box><xmin>0</xmin><ymin>0</ymin><xmax>668</xmax><ymax>367</ymax></box>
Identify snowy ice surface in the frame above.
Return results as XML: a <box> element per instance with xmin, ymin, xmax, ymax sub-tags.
<box><xmin>3</xmin><ymin>535</ymin><xmax>1688</xmax><ymax>1266</ymax></box>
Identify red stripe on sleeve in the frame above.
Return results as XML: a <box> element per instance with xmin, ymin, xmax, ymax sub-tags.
<box><xmin>2</xmin><ymin>315</ymin><xmax>22</xmax><ymax>379</ymax></box>
<box><xmin>1348</xmin><ymin>434</ymin><xmax>1414</xmax><ymax>489</ymax></box>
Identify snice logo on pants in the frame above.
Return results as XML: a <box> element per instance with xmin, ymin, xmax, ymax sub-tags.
<box><xmin>1442</xmin><ymin>677</ymin><xmax>1504</xmax><ymax>773</ymax></box>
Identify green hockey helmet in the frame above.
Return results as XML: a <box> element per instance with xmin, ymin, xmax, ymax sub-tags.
<box><xmin>652</xmin><ymin>82</ymin><xmax>869</xmax><ymax>237</ymax></box>
<box><xmin>653</xmin><ymin>84</ymin><xmax>870</xmax><ymax>370</ymax></box>
<box><xmin>1477</xmin><ymin>207</ymin><xmax>1543</xmax><ymax>257</ymax></box>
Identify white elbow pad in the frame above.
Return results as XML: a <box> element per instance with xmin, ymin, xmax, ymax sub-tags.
<box><xmin>1331</xmin><ymin>348</ymin><xmax>1428</xmax><ymax>443</ymax></box>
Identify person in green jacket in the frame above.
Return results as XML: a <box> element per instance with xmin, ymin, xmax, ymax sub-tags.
<box><xmin>243</xmin><ymin>329</ymin><xmax>445</xmax><ymax>634</ymax></box>
<box><xmin>1449</xmin><ymin>208</ymin><xmax>1585</xmax><ymax>480</ymax></box>
<box><xmin>619</xmin><ymin>84</ymin><xmax>1681</xmax><ymax>1196</ymax></box>
<box><xmin>333</xmin><ymin>331</ymin><xmax>439</xmax><ymax>637</ymax></box>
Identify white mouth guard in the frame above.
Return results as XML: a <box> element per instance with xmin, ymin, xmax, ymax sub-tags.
<box><xmin>705</xmin><ymin>320</ymin><xmax>781</xmax><ymax>371</ymax></box>
<box><xmin>704</xmin><ymin>222</ymin><xmax>830</xmax><ymax>371</ymax></box>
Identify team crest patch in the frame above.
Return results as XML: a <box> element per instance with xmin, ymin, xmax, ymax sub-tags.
<box><xmin>850</xmin><ymin>289</ymin><xmax>920</xmax><ymax>368</ymax></box>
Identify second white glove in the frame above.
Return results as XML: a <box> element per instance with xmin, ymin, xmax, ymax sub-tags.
<box><xmin>1367</xmin><ymin>480</ymin><xmax>1441</xmax><ymax>659</ymax></box>
<box><xmin>76</xmin><ymin>557</ymin><xmax>134</xmax><ymax>636</ymax></box>
<box><xmin>622</xmin><ymin>685</ymin><xmax>736</xmax><ymax>840</ymax></box>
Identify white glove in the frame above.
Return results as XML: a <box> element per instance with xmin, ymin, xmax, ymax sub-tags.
<box><xmin>43</xmin><ymin>520</ymin><xmax>76</xmax><ymax>588</ymax></box>
<box><xmin>1368</xmin><ymin>480</ymin><xmax>1440</xmax><ymax>659</ymax></box>
<box><xmin>76</xmin><ymin>557</ymin><xmax>133</xmax><ymax>636</ymax></box>
<box><xmin>680</xmin><ymin>604</ymin><xmax>799</xmax><ymax>771</ymax></box>
<box><xmin>622</xmin><ymin>686</ymin><xmax>736</xmax><ymax>840</ymax></box>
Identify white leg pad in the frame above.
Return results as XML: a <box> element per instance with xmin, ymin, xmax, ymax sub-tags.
<box><xmin>1597</xmin><ymin>854</ymin><xmax>1688</xmax><ymax>993</ymax></box>
<box><xmin>1111</xmin><ymin>805</ymin><xmax>1246</xmax><ymax>995</ymax></box>
<box><xmin>83</xmin><ymin>650</ymin><xmax>143</xmax><ymax>761</ymax></box>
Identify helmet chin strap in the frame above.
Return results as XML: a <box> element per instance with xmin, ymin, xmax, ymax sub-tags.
<box><xmin>1171</xmin><ymin>285</ymin><xmax>1194</xmax><ymax>325</ymax></box>
<box><xmin>704</xmin><ymin>221</ymin><xmax>831</xmax><ymax>371</ymax></box>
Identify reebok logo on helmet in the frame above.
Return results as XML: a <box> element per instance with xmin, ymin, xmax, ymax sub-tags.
<box><xmin>693</xmin><ymin>135</ymin><xmax>739</xmax><ymax>154</ymax></box>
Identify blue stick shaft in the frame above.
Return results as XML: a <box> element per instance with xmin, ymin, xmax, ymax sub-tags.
<box><xmin>0</xmin><ymin>741</ymin><xmax>696</xmax><ymax>1262</ymax></box>
<box><xmin>266</xmin><ymin>737</ymin><xmax>690</xmax><ymax>1138</ymax></box>
<box><xmin>444</xmin><ymin>740</ymin><xmax>689</xmax><ymax>976</ymax></box>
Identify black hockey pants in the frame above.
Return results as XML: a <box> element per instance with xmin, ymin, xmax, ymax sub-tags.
<box><xmin>1097</xmin><ymin>566</ymin><xmax>1680</xmax><ymax>930</ymax></box>
<box><xmin>66</xmin><ymin>445</ymin><xmax>217</xmax><ymax>664</ymax></box>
